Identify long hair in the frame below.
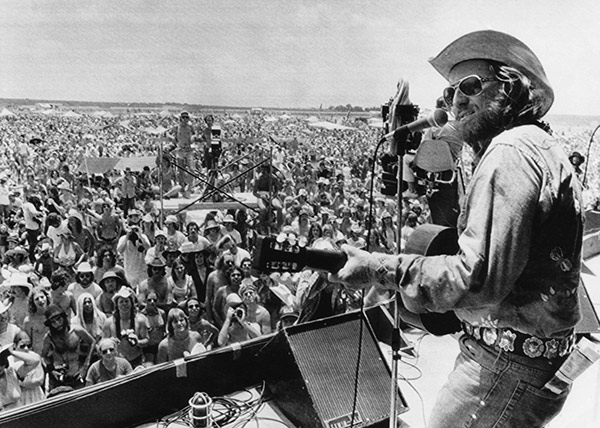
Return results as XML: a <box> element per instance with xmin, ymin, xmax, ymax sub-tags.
<box><xmin>72</xmin><ymin>292</ymin><xmax>106</xmax><ymax>338</ymax></box>
<box><xmin>459</xmin><ymin>62</ymin><xmax>552</xmax><ymax>149</ymax></box>
<box><xmin>28</xmin><ymin>287</ymin><xmax>50</xmax><ymax>314</ymax></box>
<box><xmin>166</xmin><ymin>307</ymin><xmax>188</xmax><ymax>337</ymax></box>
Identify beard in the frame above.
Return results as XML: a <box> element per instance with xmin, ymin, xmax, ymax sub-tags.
<box><xmin>456</xmin><ymin>96</ymin><xmax>506</xmax><ymax>153</ymax></box>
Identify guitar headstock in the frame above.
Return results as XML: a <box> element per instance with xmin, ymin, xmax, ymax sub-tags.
<box><xmin>252</xmin><ymin>233</ymin><xmax>309</xmax><ymax>273</ymax></box>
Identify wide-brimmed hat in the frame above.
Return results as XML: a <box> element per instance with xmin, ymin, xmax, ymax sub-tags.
<box><xmin>429</xmin><ymin>30</ymin><xmax>554</xmax><ymax>117</ymax></box>
<box><xmin>569</xmin><ymin>151</ymin><xmax>585</xmax><ymax>163</ymax></box>
<box><xmin>6</xmin><ymin>246</ymin><xmax>28</xmax><ymax>257</ymax></box>
<box><xmin>4</xmin><ymin>272</ymin><xmax>32</xmax><ymax>290</ymax></box>
<box><xmin>154</xmin><ymin>229</ymin><xmax>167</xmax><ymax>239</ymax></box>
<box><xmin>99</xmin><ymin>270</ymin><xmax>122</xmax><ymax>285</ymax></box>
<box><xmin>112</xmin><ymin>286</ymin><xmax>136</xmax><ymax>304</ymax></box>
<box><xmin>179</xmin><ymin>242</ymin><xmax>196</xmax><ymax>254</ymax></box>
<box><xmin>165</xmin><ymin>215</ymin><xmax>178</xmax><ymax>224</ymax></box>
<box><xmin>204</xmin><ymin>220</ymin><xmax>220</xmax><ymax>231</ymax></box>
<box><xmin>222</xmin><ymin>214</ymin><xmax>236</xmax><ymax>224</ymax></box>
<box><xmin>148</xmin><ymin>256</ymin><xmax>167</xmax><ymax>268</ymax></box>
<box><xmin>44</xmin><ymin>304</ymin><xmax>66</xmax><ymax>326</ymax></box>
<box><xmin>76</xmin><ymin>262</ymin><xmax>94</xmax><ymax>273</ymax></box>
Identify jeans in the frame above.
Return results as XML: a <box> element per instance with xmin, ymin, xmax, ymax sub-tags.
<box><xmin>427</xmin><ymin>335</ymin><xmax>570</xmax><ymax>428</ymax></box>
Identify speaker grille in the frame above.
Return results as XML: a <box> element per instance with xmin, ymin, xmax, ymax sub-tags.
<box><xmin>286</xmin><ymin>316</ymin><xmax>397</xmax><ymax>427</ymax></box>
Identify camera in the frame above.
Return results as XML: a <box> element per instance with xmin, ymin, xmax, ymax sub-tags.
<box><xmin>234</xmin><ymin>307</ymin><xmax>245</xmax><ymax>320</ymax></box>
<box><xmin>128</xmin><ymin>228</ymin><xmax>139</xmax><ymax>243</ymax></box>
<box><xmin>121</xmin><ymin>329</ymin><xmax>138</xmax><ymax>347</ymax></box>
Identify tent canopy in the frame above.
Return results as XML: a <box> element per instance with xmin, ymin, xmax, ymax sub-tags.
<box><xmin>0</xmin><ymin>108</ymin><xmax>15</xmax><ymax>117</ymax></box>
<box><xmin>77</xmin><ymin>156</ymin><xmax>157</xmax><ymax>174</ymax></box>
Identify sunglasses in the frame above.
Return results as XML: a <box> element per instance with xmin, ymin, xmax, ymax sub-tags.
<box><xmin>18</xmin><ymin>343</ymin><xmax>31</xmax><ymax>350</ymax></box>
<box><xmin>188</xmin><ymin>304</ymin><xmax>200</xmax><ymax>309</ymax></box>
<box><xmin>101</xmin><ymin>348</ymin><xmax>116</xmax><ymax>355</ymax></box>
<box><xmin>147</xmin><ymin>298</ymin><xmax>157</xmax><ymax>302</ymax></box>
<box><xmin>443</xmin><ymin>75</ymin><xmax>498</xmax><ymax>106</ymax></box>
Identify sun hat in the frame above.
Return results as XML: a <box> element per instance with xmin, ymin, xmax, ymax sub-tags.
<box><xmin>44</xmin><ymin>304</ymin><xmax>66</xmax><ymax>326</ymax></box>
<box><xmin>204</xmin><ymin>219</ymin><xmax>220</xmax><ymax>231</ymax></box>
<box><xmin>5</xmin><ymin>272</ymin><xmax>32</xmax><ymax>290</ymax></box>
<box><xmin>429</xmin><ymin>30</ymin><xmax>554</xmax><ymax>117</ymax></box>
<box><xmin>99</xmin><ymin>271</ymin><xmax>122</xmax><ymax>285</ymax></box>
<box><xmin>165</xmin><ymin>215</ymin><xmax>178</xmax><ymax>224</ymax></box>
<box><xmin>222</xmin><ymin>214</ymin><xmax>236</xmax><ymax>224</ymax></box>
<box><xmin>76</xmin><ymin>262</ymin><xmax>94</xmax><ymax>273</ymax></box>
<box><xmin>112</xmin><ymin>286</ymin><xmax>136</xmax><ymax>304</ymax></box>
<box><xmin>569</xmin><ymin>151</ymin><xmax>585</xmax><ymax>163</ymax></box>
<box><xmin>179</xmin><ymin>242</ymin><xmax>196</xmax><ymax>254</ymax></box>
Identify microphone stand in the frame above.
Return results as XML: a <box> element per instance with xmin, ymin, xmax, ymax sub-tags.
<box><xmin>389</xmin><ymin>136</ymin><xmax>407</xmax><ymax>428</ymax></box>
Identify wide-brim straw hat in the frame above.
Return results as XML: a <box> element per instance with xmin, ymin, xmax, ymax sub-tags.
<box><xmin>429</xmin><ymin>30</ymin><xmax>554</xmax><ymax>117</ymax></box>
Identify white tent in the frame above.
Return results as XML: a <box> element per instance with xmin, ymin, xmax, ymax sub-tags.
<box><xmin>0</xmin><ymin>108</ymin><xmax>15</xmax><ymax>117</ymax></box>
<box><xmin>367</xmin><ymin>118</ymin><xmax>384</xmax><ymax>129</ymax></box>
<box><xmin>279</xmin><ymin>114</ymin><xmax>292</xmax><ymax>120</ymax></box>
<box><xmin>308</xmin><ymin>121</ymin><xmax>355</xmax><ymax>131</ymax></box>
<box><xmin>263</xmin><ymin>116</ymin><xmax>278</xmax><ymax>122</ymax></box>
<box><xmin>40</xmin><ymin>109</ymin><xmax>60</xmax><ymax>116</ymax></box>
<box><xmin>63</xmin><ymin>111</ymin><xmax>82</xmax><ymax>118</ymax></box>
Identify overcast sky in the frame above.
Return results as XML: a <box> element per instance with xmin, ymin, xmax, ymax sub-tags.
<box><xmin>0</xmin><ymin>0</ymin><xmax>598</xmax><ymax>115</ymax></box>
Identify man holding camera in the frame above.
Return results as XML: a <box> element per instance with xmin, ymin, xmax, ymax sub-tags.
<box><xmin>217</xmin><ymin>293</ymin><xmax>261</xmax><ymax>347</ymax></box>
<box><xmin>117</xmin><ymin>209</ymin><xmax>151</xmax><ymax>290</ymax></box>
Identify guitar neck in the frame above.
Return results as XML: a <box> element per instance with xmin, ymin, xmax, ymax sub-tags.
<box><xmin>303</xmin><ymin>248</ymin><xmax>347</xmax><ymax>273</ymax></box>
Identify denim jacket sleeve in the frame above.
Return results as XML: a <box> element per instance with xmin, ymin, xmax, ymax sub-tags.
<box><xmin>396</xmin><ymin>126</ymin><xmax>583</xmax><ymax>337</ymax></box>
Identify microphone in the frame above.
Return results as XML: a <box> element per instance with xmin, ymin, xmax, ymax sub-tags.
<box><xmin>382</xmin><ymin>109</ymin><xmax>449</xmax><ymax>155</ymax></box>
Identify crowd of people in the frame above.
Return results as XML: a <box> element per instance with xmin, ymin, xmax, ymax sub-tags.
<box><xmin>0</xmin><ymin>87</ymin><xmax>595</xmax><ymax>413</ymax></box>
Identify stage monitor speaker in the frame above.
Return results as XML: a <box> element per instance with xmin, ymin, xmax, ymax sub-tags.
<box><xmin>260</xmin><ymin>311</ymin><xmax>408</xmax><ymax>428</ymax></box>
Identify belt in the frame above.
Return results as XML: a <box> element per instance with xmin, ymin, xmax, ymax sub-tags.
<box><xmin>461</xmin><ymin>322</ymin><xmax>575</xmax><ymax>360</ymax></box>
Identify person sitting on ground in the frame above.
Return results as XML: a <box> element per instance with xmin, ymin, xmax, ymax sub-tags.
<box><xmin>85</xmin><ymin>337</ymin><xmax>133</xmax><ymax>387</ymax></box>
<box><xmin>156</xmin><ymin>307</ymin><xmax>206</xmax><ymax>363</ymax></box>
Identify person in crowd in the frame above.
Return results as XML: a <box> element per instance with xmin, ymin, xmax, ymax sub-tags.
<box><xmin>170</xmin><ymin>111</ymin><xmax>196</xmax><ymax>198</ymax></box>
<box><xmin>96</xmin><ymin>271</ymin><xmax>123</xmax><ymax>316</ymax></box>
<box><xmin>6</xmin><ymin>273</ymin><xmax>31</xmax><ymax>329</ymax></box>
<box><xmin>204</xmin><ymin>253</ymin><xmax>232</xmax><ymax>324</ymax></box>
<box><xmin>49</xmin><ymin>269</ymin><xmax>77</xmax><ymax>319</ymax></box>
<box><xmin>102</xmin><ymin>286</ymin><xmax>149</xmax><ymax>369</ymax></box>
<box><xmin>218</xmin><ymin>235</ymin><xmax>251</xmax><ymax>268</ymax></box>
<box><xmin>182</xmin><ymin>298</ymin><xmax>218</xmax><ymax>350</ymax></box>
<box><xmin>568</xmin><ymin>151</ymin><xmax>585</xmax><ymax>179</ymax></box>
<box><xmin>41</xmin><ymin>304</ymin><xmax>95</xmax><ymax>393</ymax></box>
<box><xmin>141</xmin><ymin>291</ymin><xmax>166</xmax><ymax>365</ymax></box>
<box><xmin>329</xmin><ymin>30</ymin><xmax>583</xmax><ymax>428</ymax></box>
<box><xmin>68</xmin><ymin>262</ymin><xmax>103</xmax><ymax>302</ymax></box>
<box><xmin>187</xmin><ymin>242</ymin><xmax>212</xmax><ymax>303</ymax></box>
<box><xmin>184</xmin><ymin>221</ymin><xmax>211</xmax><ymax>252</ymax></box>
<box><xmin>239</xmin><ymin>283</ymin><xmax>271</xmax><ymax>335</ymax></box>
<box><xmin>156</xmin><ymin>307</ymin><xmax>205</xmax><ymax>363</ymax></box>
<box><xmin>221</xmin><ymin>214</ymin><xmax>242</xmax><ymax>245</ymax></box>
<box><xmin>71</xmin><ymin>292</ymin><xmax>106</xmax><ymax>345</ymax></box>
<box><xmin>212</xmin><ymin>265</ymin><xmax>244</xmax><ymax>328</ymax></box>
<box><xmin>21</xmin><ymin>194</ymin><xmax>44</xmax><ymax>262</ymax></box>
<box><xmin>94</xmin><ymin>200</ymin><xmax>122</xmax><ymax>252</ymax></box>
<box><xmin>217</xmin><ymin>294</ymin><xmax>261</xmax><ymax>347</ymax></box>
<box><xmin>144</xmin><ymin>229</ymin><xmax>168</xmax><ymax>264</ymax></box>
<box><xmin>22</xmin><ymin>287</ymin><xmax>51</xmax><ymax>355</ymax></box>
<box><xmin>117</xmin><ymin>167</ymin><xmax>137</xmax><ymax>217</ymax></box>
<box><xmin>161</xmin><ymin>242</ymin><xmax>181</xmax><ymax>275</ymax></box>
<box><xmin>66</xmin><ymin>209</ymin><xmax>95</xmax><ymax>260</ymax></box>
<box><xmin>5</xmin><ymin>246</ymin><xmax>31</xmax><ymax>274</ymax></box>
<box><xmin>164</xmin><ymin>215</ymin><xmax>186</xmax><ymax>248</ymax></box>
<box><xmin>0</xmin><ymin>300</ymin><xmax>21</xmax><ymax>348</ymax></box>
<box><xmin>53</xmin><ymin>229</ymin><xmax>84</xmax><ymax>280</ymax></box>
<box><xmin>168</xmin><ymin>258</ymin><xmax>197</xmax><ymax>306</ymax></box>
<box><xmin>138</xmin><ymin>256</ymin><xmax>171</xmax><ymax>311</ymax></box>
<box><xmin>203</xmin><ymin>219</ymin><xmax>224</xmax><ymax>247</ymax></box>
<box><xmin>93</xmin><ymin>246</ymin><xmax>125</xmax><ymax>285</ymax></box>
<box><xmin>9</xmin><ymin>331</ymin><xmax>45</xmax><ymax>407</ymax></box>
<box><xmin>85</xmin><ymin>337</ymin><xmax>133</xmax><ymax>387</ymax></box>
<box><xmin>0</xmin><ymin>345</ymin><xmax>21</xmax><ymax>412</ymax></box>
<box><xmin>117</xmin><ymin>209</ymin><xmax>151</xmax><ymax>290</ymax></box>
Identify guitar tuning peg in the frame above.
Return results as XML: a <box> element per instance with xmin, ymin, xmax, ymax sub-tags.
<box><xmin>297</xmin><ymin>236</ymin><xmax>307</xmax><ymax>248</ymax></box>
<box><xmin>276</xmin><ymin>233</ymin><xmax>286</xmax><ymax>243</ymax></box>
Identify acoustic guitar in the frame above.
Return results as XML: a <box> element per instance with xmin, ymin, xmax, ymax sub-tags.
<box><xmin>252</xmin><ymin>223</ymin><xmax>462</xmax><ymax>335</ymax></box>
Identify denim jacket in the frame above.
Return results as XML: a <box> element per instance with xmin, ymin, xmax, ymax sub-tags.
<box><xmin>397</xmin><ymin>125</ymin><xmax>583</xmax><ymax>338</ymax></box>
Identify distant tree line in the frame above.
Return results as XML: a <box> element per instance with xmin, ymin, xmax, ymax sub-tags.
<box><xmin>326</xmin><ymin>104</ymin><xmax>379</xmax><ymax>112</ymax></box>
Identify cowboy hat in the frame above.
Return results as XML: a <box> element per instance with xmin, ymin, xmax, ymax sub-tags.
<box><xmin>99</xmin><ymin>271</ymin><xmax>122</xmax><ymax>285</ymax></box>
<box><xmin>569</xmin><ymin>151</ymin><xmax>585</xmax><ymax>163</ymax></box>
<box><xmin>112</xmin><ymin>286</ymin><xmax>136</xmax><ymax>304</ymax></box>
<box><xmin>429</xmin><ymin>30</ymin><xmax>554</xmax><ymax>117</ymax></box>
<box><xmin>222</xmin><ymin>214</ymin><xmax>237</xmax><ymax>224</ymax></box>
<box><xmin>76</xmin><ymin>262</ymin><xmax>94</xmax><ymax>273</ymax></box>
<box><xmin>44</xmin><ymin>304</ymin><xmax>67</xmax><ymax>326</ymax></box>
